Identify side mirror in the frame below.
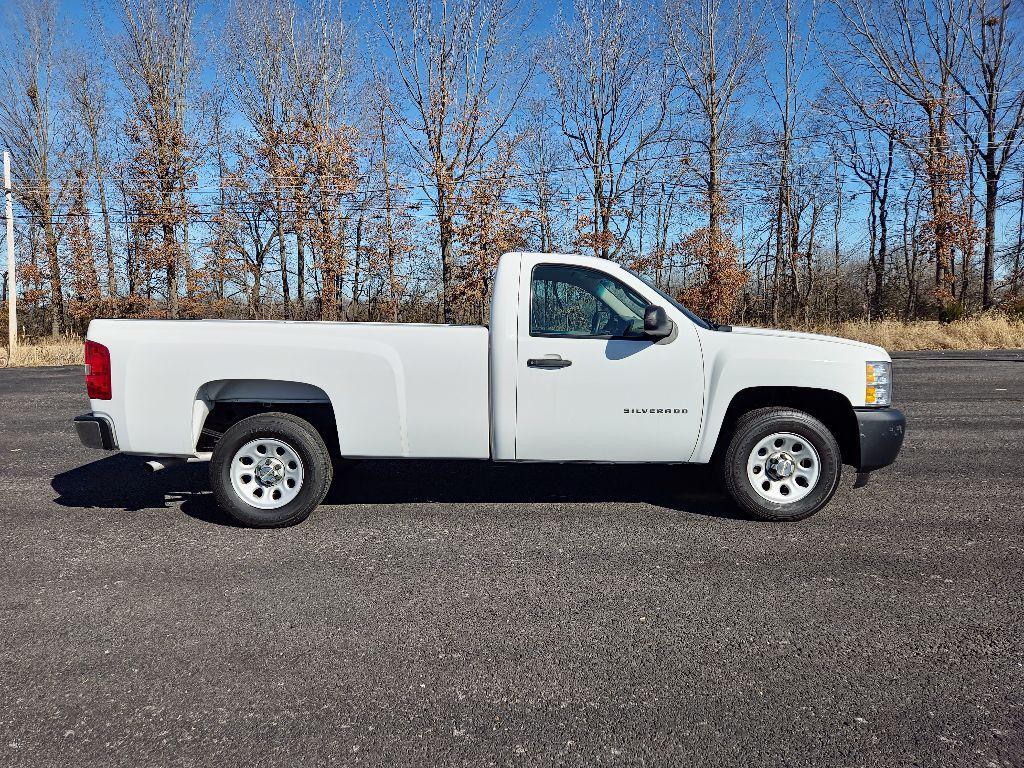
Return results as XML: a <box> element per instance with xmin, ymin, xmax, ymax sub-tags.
<box><xmin>643</xmin><ymin>304</ymin><xmax>673</xmax><ymax>339</ymax></box>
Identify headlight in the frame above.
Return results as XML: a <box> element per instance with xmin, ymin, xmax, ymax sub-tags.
<box><xmin>865</xmin><ymin>361</ymin><xmax>892</xmax><ymax>406</ymax></box>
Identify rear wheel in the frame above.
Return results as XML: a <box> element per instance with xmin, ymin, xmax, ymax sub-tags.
<box><xmin>210</xmin><ymin>412</ymin><xmax>333</xmax><ymax>528</ymax></box>
<box><xmin>720</xmin><ymin>407</ymin><xmax>842</xmax><ymax>522</ymax></box>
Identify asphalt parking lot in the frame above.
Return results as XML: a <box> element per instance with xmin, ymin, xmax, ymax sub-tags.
<box><xmin>1</xmin><ymin>353</ymin><xmax>1022</xmax><ymax>767</ymax></box>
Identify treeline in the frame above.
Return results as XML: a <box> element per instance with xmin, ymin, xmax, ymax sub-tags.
<box><xmin>2</xmin><ymin>0</ymin><xmax>1024</xmax><ymax>339</ymax></box>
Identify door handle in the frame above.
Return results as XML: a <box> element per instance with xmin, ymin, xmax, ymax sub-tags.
<box><xmin>527</xmin><ymin>357</ymin><xmax>572</xmax><ymax>369</ymax></box>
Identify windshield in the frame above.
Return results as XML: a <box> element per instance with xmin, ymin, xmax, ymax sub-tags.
<box><xmin>621</xmin><ymin>266</ymin><xmax>714</xmax><ymax>330</ymax></box>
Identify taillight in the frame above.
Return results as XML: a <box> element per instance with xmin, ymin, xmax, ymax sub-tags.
<box><xmin>84</xmin><ymin>340</ymin><xmax>112</xmax><ymax>400</ymax></box>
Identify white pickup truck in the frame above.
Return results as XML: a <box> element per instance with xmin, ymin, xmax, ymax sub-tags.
<box><xmin>74</xmin><ymin>251</ymin><xmax>905</xmax><ymax>527</ymax></box>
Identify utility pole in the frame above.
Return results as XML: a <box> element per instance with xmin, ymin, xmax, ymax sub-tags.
<box><xmin>4</xmin><ymin>151</ymin><xmax>16</xmax><ymax>353</ymax></box>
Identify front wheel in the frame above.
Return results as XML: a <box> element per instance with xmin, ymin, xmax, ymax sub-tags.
<box><xmin>210</xmin><ymin>412</ymin><xmax>334</xmax><ymax>528</ymax></box>
<box><xmin>720</xmin><ymin>407</ymin><xmax>842</xmax><ymax>522</ymax></box>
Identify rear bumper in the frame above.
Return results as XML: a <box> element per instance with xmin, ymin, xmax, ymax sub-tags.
<box><xmin>74</xmin><ymin>413</ymin><xmax>118</xmax><ymax>451</ymax></box>
<box><xmin>854</xmin><ymin>407</ymin><xmax>905</xmax><ymax>471</ymax></box>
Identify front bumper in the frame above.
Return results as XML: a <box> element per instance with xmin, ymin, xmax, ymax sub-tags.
<box><xmin>74</xmin><ymin>413</ymin><xmax>118</xmax><ymax>451</ymax></box>
<box><xmin>854</xmin><ymin>407</ymin><xmax>905</xmax><ymax>471</ymax></box>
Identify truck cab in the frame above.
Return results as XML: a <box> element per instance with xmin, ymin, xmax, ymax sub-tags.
<box><xmin>489</xmin><ymin>252</ymin><xmax>706</xmax><ymax>463</ymax></box>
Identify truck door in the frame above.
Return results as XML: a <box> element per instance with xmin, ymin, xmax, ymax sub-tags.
<box><xmin>514</xmin><ymin>259</ymin><xmax>705</xmax><ymax>462</ymax></box>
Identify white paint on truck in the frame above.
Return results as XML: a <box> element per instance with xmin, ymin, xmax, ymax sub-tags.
<box><xmin>84</xmin><ymin>251</ymin><xmax>890</xmax><ymax>462</ymax></box>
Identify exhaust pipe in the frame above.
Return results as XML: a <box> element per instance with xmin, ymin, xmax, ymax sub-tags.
<box><xmin>145</xmin><ymin>458</ymin><xmax>184</xmax><ymax>473</ymax></box>
<box><xmin>144</xmin><ymin>453</ymin><xmax>212</xmax><ymax>472</ymax></box>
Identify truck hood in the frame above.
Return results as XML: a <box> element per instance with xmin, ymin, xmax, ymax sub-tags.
<box><xmin>694</xmin><ymin>323</ymin><xmax>889</xmax><ymax>413</ymax></box>
<box><xmin>725</xmin><ymin>325</ymin><xmax>885</xmax><ymax>354</ymax></box>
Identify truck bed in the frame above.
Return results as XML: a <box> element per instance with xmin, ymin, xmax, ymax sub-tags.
<box><xmin>86</xmin><ymin>319</ymin><xmax>491</xmax><ymax>459</ymax></box>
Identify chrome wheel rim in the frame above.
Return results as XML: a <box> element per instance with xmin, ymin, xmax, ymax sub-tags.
<box><xmin>230</xmin><ymin>438</ymin><xmax>304</xmax><ymax>510</ymax></box>
<box><xmin>746</xmin><ymin>432</ymin><xmax>820</xmax><ymax>504</ymax></box>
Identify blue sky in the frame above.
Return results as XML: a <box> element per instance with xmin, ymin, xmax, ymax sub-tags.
<box><xmin>45</xmin><ymin>0</ymin><xmax>1023</xmax><ymax>264</ymax></box>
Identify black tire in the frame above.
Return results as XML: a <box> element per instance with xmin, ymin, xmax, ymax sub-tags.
<box><xmin>720</xmin><ymin>407</ymin><xmax>842</xmax><ymax>522</ymax></box>
<box><xmin>209</xmin><ymin>412</ymin><xmax>334</xmax><ymax>528</ymax></box>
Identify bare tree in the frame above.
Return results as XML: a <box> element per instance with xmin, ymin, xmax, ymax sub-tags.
<box><xmin>207</xmin><ymin>91</ymin><xmax>234</xmax><ymax>309</ymax></box>
<box><xmin>283</xmin><ymin>0</ymin><xmax>356</xmax><ymax>321</ymax></box>
<box><xmin>378</xmin><ymin>0</ymin><xmax>533</xmax><ymax>322</ymax></box>
<box><xmin>667</xmin><ymin>0</ymin><xmax>760</xmax><ymax>244</ymax></box>
<box><xmin>951</xmin><ymin>0</ymin><xmax>1024</xmax><ymax>308</ymax></box>
<box><xmin>6</xmin><ymin>0</ymin><xmax>1024</xmax><ymax>336</ymax></box>
<box><xmin>546</xmin><ymin>0</ymin><xmax>671</xmax><ymax>263</ymax></box>
<box><xmin>227</xmin><ymin>0</ymin><xmax>293</xmax><ymax>316</ymax></box>
<box><xmin>633</xmin><ymin>167</ymin><xmax>686</xmax><ymax>290</ymax></box>
<box><xmin>455</xmin><ymin>138</ymin><xmax>527</xmax><ymax>323</ymax></box>
<box><xmin>830</xmin><ymin>152</ymin><xmax>844</xmax><ymax>321</ymax></box>
<box><xmin>0</xmin><ymin>0</ymin><xmax>69</xmax><ymax>336</ymax></box>
<box><xmin>898</xmin><ymin>170</ymin><xmax>926</xmax><ymax>317</ymax></box>
<box><xmin>66</xmin><ymin>151</ymin><xmax>101</xmax><ymax>320</ymax></box>
<box><xmin>760</xmin><ymin>0</ymin><xmax>815</xmax><ymax>321</ymax></box>
<box><xmin>833</xmin><ymin>99</ymin><xmax>901</xmax><ymax>318</ymax></box>
<box><xmin>830</xmin><ymin>0</ymin><xmax>969</xmax><ymax>307</ymax></box>
<box><xmin>66</xmin><ymin>53</ymin><xmax>117</xmax><ymax>299</ymax></box>
<box><xmin>1009</xmin><ymin>174</ymin><xmax>1024</xmax><ymax>295</ymax></box>
<box><xmin>112</xmin><ymin>0</ymin><xmax>199</xmax><ymax>317</ymax></box>
<box><xmin>365</xmin><ymin>78</ymin><xmax>417</xmax><ymax>322</ymax></box>
<box><xmin>519</xmin><ymin>99</ymin><xmax>564</xmax><ymax>254</ymax></box>
<box><xmin>664</xmin><ymin>0</ymin><xmax>759</xmax><ymax>321</ymax></box>
<box><xmin>225</xmin><ymin>140</ymin><xmax>277</xmax><ymax>318</ymax></box>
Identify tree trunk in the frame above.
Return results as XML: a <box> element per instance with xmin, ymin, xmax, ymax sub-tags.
<box><xmin>708</xmin><ymin>123</ymin><xmax>722</xmax><ymax>241</ymax></box>
<box><xmin>41</xmin><ymin>214</ymin><xmax>64</xmax><ymax>337</ymax></box>
<box><xmin>122</xmin><ymin>182</ymin><xmax>136</xmax><ymax>296</ymax></box>
<box><xmin>866</xmin><ymin>189</ymin><xmax>878</xmax><ymax>319</ymax></box>
<box><xmin>296</xmin><ymin>221</ymin><xmax>306</xmax><ymax>313</ymax></box>
<box><xmin>379</xmin><ymin>122</ymin><xmax>400</xmax><ymax>323</ymax></box>
<box><xmin>182</xmin><ymin>190</ymin><xmax>192</xmax><ymax>306</ymax></box>
<box><xmin>276</xmin><ymin>188</ymin><xmax>289</xmax><ymax>319</ymax></box>
<box><xmin>832</xmin><ymin>160</ymin><xmax>842</xmax><ymax>323</ymax></box>
<box><xmin>350</xmin><ymin>209</ymin><xmax>365</xmax><ymax>321</ymax></box>
<box><xmin>89</xmin><ymin>132</ymin><xmax>116</xmax><ymax>298</ymax></box>
<box><xmin>163</xmin><ymin>218</ymin><xmax>178</xmax><ymax>318</ymax></box>
<box><xmin>772</xmin><ymin>179</ymin><xmax>785</xmax><ymax>323</ymax></box>
<box><xmin>1015</xmin><ymin>175</ymin><xmax>1024</xmax><ymax>296</ymax></box>
<box><xmin>925</xmin><ymin>112</ymin><xmax>955</xmax><ymax>303</ymax></box>
<box><xmin>438</xmin><ymin>188</ymin><xmax>454</xmax><ymax>324</ymax></box>
<box><xmin>982</xmin><ymin>156</ymin><xmax>997</xmax><ymax>309</ymax></box>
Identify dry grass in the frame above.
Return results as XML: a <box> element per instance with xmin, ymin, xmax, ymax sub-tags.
<box><xmin>809</xmin><ymin>313</ymin><xmax>1024</xmax><ymax>351</ymax></box>
<box><xmin>1</xmin><ymin>337</ymin><xmax>84</xmax><ymax>368</ymax></box>
<box><xmin>2</xmin><ymin>314</ymin><xmax>1023</xmax><ymax>365</ymax></box>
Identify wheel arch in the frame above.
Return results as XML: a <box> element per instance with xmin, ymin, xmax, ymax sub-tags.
<box><xmin>192</xmin><ymin>379</ymin><xmax>341</xmax><ymax>458</ymax></box>
<box><xmin>711</xmin><ymin>386</ymin><xmax>860</xmax><ymax>466</ymax></box>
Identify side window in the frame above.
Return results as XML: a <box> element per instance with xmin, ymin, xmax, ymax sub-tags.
<box><xmin>530</xmin><ymin>264</ymin><xmax>649</xmax><ymax>338</ymax></box>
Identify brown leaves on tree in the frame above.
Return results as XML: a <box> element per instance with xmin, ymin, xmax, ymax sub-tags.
<box><xmin>677</xmin><ymin>228</ymin><xmax>748</xmax><ymax>324</ymax></box>
<box><xmin>5</xmin><ymin>0</ymin><xmax>1024</xmax><ymax>338</ymax></box>
<box><xmin>453</xmin><ymin>145</ymin><xmax>528</xmax><ymax>324</ymax></box>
